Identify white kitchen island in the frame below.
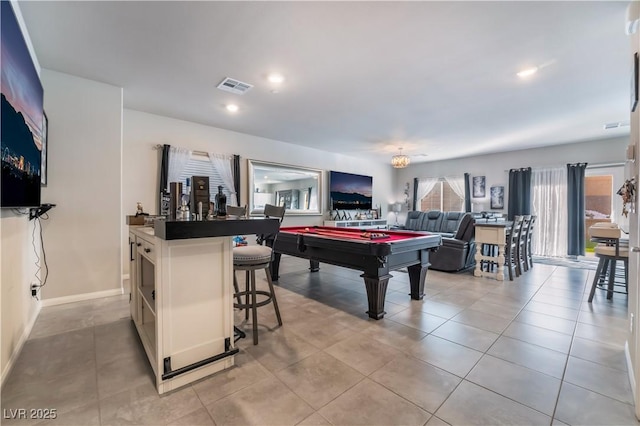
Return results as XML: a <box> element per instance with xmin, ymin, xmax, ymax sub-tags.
<box><xmin>128</xmin><ymin>217</ymin><xmax>279</xmax><ymax>394</ymax></box>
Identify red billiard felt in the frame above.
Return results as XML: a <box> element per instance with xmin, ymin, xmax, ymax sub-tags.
<box><xmin>280</xmin><ymin>226</ymin><xmax>430</xmax><ymax>242</ymax></box>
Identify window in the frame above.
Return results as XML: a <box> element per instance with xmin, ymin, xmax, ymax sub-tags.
<box><xmin>177</xmin><ymin>154</ymin><xmax>231</xmax><ymax>201</ymax></box>
<box><xmin>420</xmin><ymin>181</ymin><xmax>464</xmax><ymax>211</ymax></box>
<box><xmin>585</xmin><ymin>175</ymin><xmax>613</xmax><ymax>220</ymax></box>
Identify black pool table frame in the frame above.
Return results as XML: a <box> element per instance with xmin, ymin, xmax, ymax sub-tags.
<box><xmin>270</xmin><ymin>229</ymin><xmax>442</xmax><ymax>319</ymax></box>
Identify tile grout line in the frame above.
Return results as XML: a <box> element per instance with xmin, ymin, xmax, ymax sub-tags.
<box><xmin>384</xmin><ymin>267</ymin><xmax>559</xmax><ymax>422</ymax></box>
<box><xmin>427</xmin><ymin>266</ymin><xmax>590</xmax><ymax>423</ymax></box>
<box><xmin>546</xmin><ymin>269</ymin><xmax>589</xmax><ymax>425</ymax></box>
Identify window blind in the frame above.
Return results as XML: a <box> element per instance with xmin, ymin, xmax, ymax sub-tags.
<box><xmin>177</xmin><ymin>154</ymin><xmax>231</xmax><ymax>201</ymax></box>
<box><xmin>420</xmin><ymin>181</ymin><xmax>464</xmax><ymax>211</ymax></box>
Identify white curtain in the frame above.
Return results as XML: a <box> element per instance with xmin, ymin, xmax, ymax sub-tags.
<box><xmin>444</xmin><ymin>175</ymin><xmax>465</xmax><ymax>210</ymax></box>
<box><xmin>208</xmin><ymin>152</ymin><xmax>238</xmax><ymax>206</ymax></box>
<box><xmin>309</xmin><ymin>185</ymin><xmax>317</xmax><ymax>210</ymax></box>
<box><xmin>532</xmin><ymin>166</ymin><xmax>568</xmax><ymax>257</ymax></box>
<box><xmin>416</xmin><ymin>177</ymin><xmax>440</xmax><ymax>208</ymax></box>
<box><xmin>168</xmin><ymin>146</ymin><xmax>192</xmax><ymax>189</ymax></box>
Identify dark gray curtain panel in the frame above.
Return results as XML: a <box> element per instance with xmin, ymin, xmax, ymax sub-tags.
<box><xmin>158</xmin><ymin>144</ymin><xmax>170</xmax><ymax>213</ymax></box>
<box><xmin>507</xmin><ymin>168</ymin><xmax>532</xmax><ymax>220</ymax></box>
<box><xmin>413</xmin><ymin>177</ymin><xmax>418</xmax><ymax>211</ymax></box>
<box><xmin>233</xmin><ymin>154</ymin><xmax>241</xmax><ymax>206</ymax></box>
<box><xmin>567</xmin><ymin>163</ymin><xmax>587</xmax><ymax>256</ymax></box>
<box><xmin>464</xmin><ymin>172</ymin><xmax>471</xmax><ymax>212</ymax></box>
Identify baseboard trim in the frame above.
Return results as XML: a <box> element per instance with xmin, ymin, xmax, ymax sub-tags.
<box><xmin>1</xmin><ymin>301</ymin><xmax>41</xmax><ymax>388</ymax></box>
<box><xmin>625</xmin><ymin>340</ymin><xmax>636</xmax><ymax>403</ymax></box>
<box><xmin>41</xmin><ymin>288</ymin><xmax>124</xmax><ymax>307</ymax></box>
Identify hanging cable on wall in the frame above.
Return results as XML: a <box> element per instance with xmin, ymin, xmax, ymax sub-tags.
<box><xmin>30</xmin><ymin>214</ymin><xmax>50</xmax><ymax>299</ymax></box>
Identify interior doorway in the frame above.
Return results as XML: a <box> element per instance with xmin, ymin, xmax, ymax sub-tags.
<box><xmin>584</xmin><ymin>165</ymin><xmax>625</xmax><ymax>256</ymax></box>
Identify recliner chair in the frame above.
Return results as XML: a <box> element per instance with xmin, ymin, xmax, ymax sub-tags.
<box><xmin>429</xmin><ymin>213</ymin><xmax>476</xmax><ymax>272</ymax></box>
<box><xmin>397</xmin><ymin>210</ymin><xmax>476</xmax><ymax>272</ymax></box>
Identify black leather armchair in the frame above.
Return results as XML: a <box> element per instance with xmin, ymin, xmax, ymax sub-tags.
<box><xmin>397</xmin><ymin>210</ymin><xmax>476</xmax><ymax>272</ymax></box>
<box><xmin>428</xmin><ymin>213</ymin><xmax>476</xmax><ymax>272</ymax></box>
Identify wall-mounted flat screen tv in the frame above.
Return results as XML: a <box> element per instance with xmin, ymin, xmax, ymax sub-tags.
<box><xmin>1</xmin><ymin>0</ymin><xmax>44</xmax><ymax>208</ymax></box>
<box><xmin>329</xmin><ymin>171</ymin><xmax>372</xmax><ymax>210</ymax></box>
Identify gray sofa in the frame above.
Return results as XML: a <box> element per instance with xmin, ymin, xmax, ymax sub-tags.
<box><xmin>400</xmin><ymin>210</ymin><xmax>476</xmax><ymax>272</ymax></box>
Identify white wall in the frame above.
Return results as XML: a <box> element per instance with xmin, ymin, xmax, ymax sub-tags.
<box><xmin>394</xmin><ymin>136</ymin><xmax>628</xmax><ymax>222</ymax></box>
<box><xmin>627</xmin><ymin>1</ymin><xmax>640</xmax><ymax>415</ymax></box>
<box><xmin>0</xmin><ymin>214</ymin><xmax>41</xmax><ymax>384</ymax></box>
<box><xmin>122</xmin><ymin>109</ymin><xmax>394</xmax><ymax>275</ymax></box>
<box><xmin>39</xmin><ymin>69</ymin><xmax>123</xmax><ymax>300</ymax></box>
<box><xmin>1</xmin><ymin>0</ymin><xmax>43</xmax><ymax>384</ymax></box>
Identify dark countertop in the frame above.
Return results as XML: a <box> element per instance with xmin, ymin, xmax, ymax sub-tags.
<box><xmin>153</xmin><ymin>217</ymin><xmax>280</xmax><ymax>240</ymax></box>
<box><xmin>474</xmin><ymin>220</ymin><xmax>512</xmax><ymax>228</ymax></box>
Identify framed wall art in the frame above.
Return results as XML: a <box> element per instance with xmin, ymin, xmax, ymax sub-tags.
<box><xmin>472</xmin><ymin>176</ymin><xmax>486</xmax><ymax>198</ymax></box>
<box><xmin>490</xmin><ymin>185</ymin><xmax>504</xmax><ymax>209</ymax></box>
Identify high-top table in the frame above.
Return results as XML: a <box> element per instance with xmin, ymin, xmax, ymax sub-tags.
<box><xmin>473</xmin><ymin>221</ymin><xmax>511</xmax><ymax>281</ymax></box>
<box><xmin>588</xmin><ymin>224</ymin><xmax>628</xmax><ymax>301</ymax></box>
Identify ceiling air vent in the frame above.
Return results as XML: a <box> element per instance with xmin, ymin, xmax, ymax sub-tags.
<box><xmin>603</xmin><ymin>121</ymin><xmax>630</xmax><ymax>130</ymax></box>
<box><xmin>217</xmin><ymin>77</ymin><xmax>253</xmax><ymax>95</ymax></box>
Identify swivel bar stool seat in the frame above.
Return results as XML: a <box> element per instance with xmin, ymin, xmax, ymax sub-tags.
<box><xmin>232</xmin><ymin>204</ymin><xmax>284</xmax><ymax>344</ymax></box>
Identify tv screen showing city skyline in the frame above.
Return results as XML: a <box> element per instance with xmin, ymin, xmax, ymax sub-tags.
<box><xmin>1</xmin><ymin>0</ymin><xmax>44</xmax><ymax>208</ymax></box>
<box><xmin>329</xmin><ymin>170</ymin><xmax>373</xmax><ymax>210</ymax></box>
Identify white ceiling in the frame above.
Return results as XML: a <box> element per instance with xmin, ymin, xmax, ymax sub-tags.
<box><xmin>19</xmin><ymin>1</ymin><xmax>631</xmax><ymax>165</ymax></box>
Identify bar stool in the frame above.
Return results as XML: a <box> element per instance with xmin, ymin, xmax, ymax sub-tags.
<box><xmin>505</xmin><ymin>215</ymin><xmax>524</xmax><ymax>280</ymax></box>
<box><xmin>588</xmin><ymin>224</ymin><xmax>628</xmax><ymax>302</ymax></box>
<box><xmin>524</xmin><ymin>215</ymin><xmax>536</xmax><ymax>270</ymax></box>
<box><xmin>232</xmin><ymin>204</ymin><xmax>285</xmax><ymax>344</ymax></box>
<box><xmin>517</xmin><ymin>215</ymin><xmax>531</xmax><ymax>273</ymax></box>
<box><xmin>227</xmin><ymin>205</ymin><xmax>248</xmax><ymax>309</ymax></box>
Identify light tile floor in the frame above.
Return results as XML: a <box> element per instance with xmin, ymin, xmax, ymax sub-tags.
<box><xmin>1</xmin><ymin>257</ymin><xmax>636</xmax><ymax>425</ymax></box>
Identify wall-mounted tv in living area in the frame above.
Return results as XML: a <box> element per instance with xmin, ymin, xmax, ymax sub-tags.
<box><xmin>329</xmin><ymin>170</ymin><xmax>373</xmax><ymax>210</ymax></box>
<box><xmin>1</xmin><ymin>0</ymin><xmax>44</xmax><ymax>208</ymax></box>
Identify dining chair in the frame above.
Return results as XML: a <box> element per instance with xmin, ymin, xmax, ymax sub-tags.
<box><xmin>505</xmin><ymin>215</ymin><xmax>524</xmax><ymax>281</ymax></box>
<box><xmin>517</xmin><ymin>215</ymin><xmax>532</xmax><ymax>273</ymax></box>
<box><xmin>226</xmin><ymin>204</ymin><xmax>247</xmax><ymax>218</ymax></box>
<box><xmin>524</xmin><ymin>215</ymin><xmax>536</xmax><ymax>269</ymax></box>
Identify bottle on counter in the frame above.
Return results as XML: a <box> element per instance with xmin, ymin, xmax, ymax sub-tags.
<box><xmin>185</xmin><ymin>177</ymin><xmax>191</xmax><ymax>214</ymax></box>
<box><xmin>180</xmin><ymin>200</ymin><xmax>190</xmax><ymax>220</ymax></box>
<box><xmin>215</xmin><ymin>186</ymin><xmax>227</xmax><ymax>217</ymax></box>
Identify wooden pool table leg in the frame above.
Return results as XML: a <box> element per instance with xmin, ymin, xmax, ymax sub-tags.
<box><xmin>309</xmin><ymin>259</ymin><xmax>320</xmax><ymax>272</ymax></box>
<box><xmin>362</xmin><ymin>274</ymin><xmax>392</xmax><ymax>320</ymax></box>
<box><xmin>407</xmin><ymin>264</ymin><xmax>429</xmax><ymax>300</ymax></box>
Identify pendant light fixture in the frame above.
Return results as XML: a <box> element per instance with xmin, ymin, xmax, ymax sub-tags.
<box><xmin>391</xmin><ymin>148</ymin><xmax>410</xmax><ymax>168</ymax></box>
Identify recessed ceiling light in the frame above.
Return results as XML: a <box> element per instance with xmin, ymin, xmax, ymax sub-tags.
<box><xmin>268</xmin><ymin>73</ymin><xmax>285</xmax><ymax>84</ymax></box>
<box><xmin>517</xmin><ymin>67</ymin><xmax>538</xmax><ymax>78</ymax></box>
<box><xmin>226</xmin><ymin>104</ymin><xmax>239</xmax><ymax>112</ymax></box>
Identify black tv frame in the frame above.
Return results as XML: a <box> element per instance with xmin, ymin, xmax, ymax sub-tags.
<box><xmin>329</xmin><ymin>170</ymin><xmax>373</xmax><ymax>211</ymax></box>
<box><xmin>1</xmin><ymin>1</ymin><xmax>45</xmax><ymax>208</ymax></box>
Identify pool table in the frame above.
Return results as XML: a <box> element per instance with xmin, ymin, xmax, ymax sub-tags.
<box><xmin>270</xmin><ymin>226</ymin><xmax>442</xmax><ymax>319</ymax></box>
